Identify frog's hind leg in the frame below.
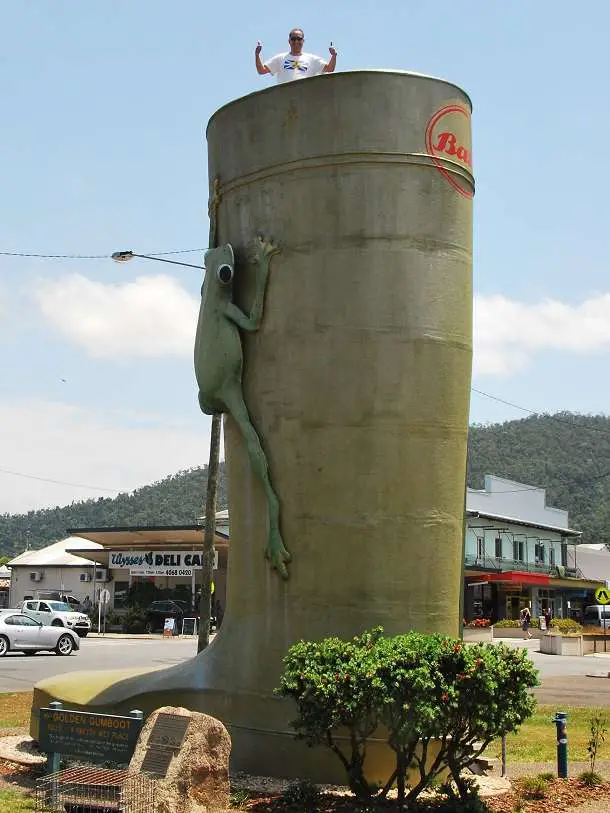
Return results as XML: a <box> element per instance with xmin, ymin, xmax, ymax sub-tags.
<box><xmin>222</xmin><ymin>389</ymin><xmax>291</xmax><ymax>578</ymax></box>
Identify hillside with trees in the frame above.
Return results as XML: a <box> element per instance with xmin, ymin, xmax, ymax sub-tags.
<box><xmin>1</xmin><ymin>412</ymin><xmax>609</xmax><ymax>557</ymax></box>
<box><xmin>0</xmin><ymin>466</ymin><xmax>228</xmax><ymax>558</ymax></box>
<box><xmin>468</xmin><ymin>412</ymin><xmax>610</xmax><ymax>544</ymax></box>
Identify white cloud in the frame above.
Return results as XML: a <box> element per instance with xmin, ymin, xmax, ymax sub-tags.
<box><xmin>33</xmin><ymin>274</ymin><xmax>610</xmax><ymax>381</ymax></box>
<box><xmin>474</xmin><ymin>292</ymin><xmax>610</xmax><ymax>377</ymax></box>
<box><xmin>34</xmin><ymin>274</ymin><xmax>199</xmax><ymax>358</ymax></box>
<box><xmin>0</xmin><ymin>398</ymin><xmax>213</xmax><ymax>514</ymax></box>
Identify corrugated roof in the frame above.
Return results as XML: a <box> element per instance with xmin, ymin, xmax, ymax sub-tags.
<box><xmin>8</xmin><ymin>536</ymin><xmax>102</xmax><ymax>568</ymax></box>
<box><xmin>467</xmin><ymin>509</ymin><xmax>581</xmax><ymax>537</ymax></box>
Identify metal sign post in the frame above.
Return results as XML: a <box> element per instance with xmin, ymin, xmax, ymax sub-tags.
<box><xmin>595</xmin><ymin>586</ymin><xmax>610</xmax><ymax>637</ymax></box>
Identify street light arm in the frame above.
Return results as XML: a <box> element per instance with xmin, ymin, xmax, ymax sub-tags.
<box><xmin>111</xmin><ymin>251</ymin><xmax>204</xmax><ymax>270</ymax></box>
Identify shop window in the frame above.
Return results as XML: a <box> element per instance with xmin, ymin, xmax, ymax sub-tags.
<box><xmin>535</xmin><ymin>542</ymin><xmax>545</xmax><ymax>564</ymax></box>
<box><xmin>113</xmin><ymin>581</ymin><xmax>129</xmax><ymax>608</ymax></box>
<box><xmin>476</xmin><ymin>537</ymin><xmax>485</xmax><ymax>559</ymax></box>
<box><xmin>495</xmin><ymin>537</ymin><xmax>503</xmax><ymax>559</ymax></box>
<box><xmin>549</xmin><ymin>547</ymin><xmax>556</xmax><ymax>566</ymax></box>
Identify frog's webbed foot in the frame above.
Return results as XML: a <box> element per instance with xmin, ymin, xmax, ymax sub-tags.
<box><xmin>251</xmin><ymin>235</ymin><xmax>280</xmax><ymax>267</ymax></box>
<box><xmin>265</xmin><ymin>532</ymin><xmax>292</xmax><ymax>580</ymax></box>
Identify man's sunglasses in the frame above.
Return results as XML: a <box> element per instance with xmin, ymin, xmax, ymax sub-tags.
<box><xmin>290</xmin><ymin>36</ymin><xmax>303</xmax><ymax>41</ymax></box>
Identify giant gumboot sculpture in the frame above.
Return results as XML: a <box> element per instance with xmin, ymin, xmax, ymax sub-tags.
<box><xmin>31</xmin><ymin>70</ymin><xmax>474</xmax><ymax>783</ymax></box>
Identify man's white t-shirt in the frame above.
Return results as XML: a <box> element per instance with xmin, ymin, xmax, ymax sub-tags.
<box><xmin>265</xmin><ymin>52</ymin><xmax>327</xmax><ymax>83</ymax></box>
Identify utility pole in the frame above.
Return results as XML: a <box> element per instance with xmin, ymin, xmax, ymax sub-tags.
<box><xmin>197</xmin><ymin>413</ymin><xmax>221</xmax><ymax>652</ymax></box>
<box><xmin>197</xmin><ymin>178</ymin><xmax>223</xmax><ymax>653</ymax></box>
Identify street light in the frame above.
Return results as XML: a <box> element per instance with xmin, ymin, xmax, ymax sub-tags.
<box><xmin>111</xmin><ymin>251</ymin><xmax>204</xmax><ymax>270</ymax></box>
<box><xmin>112</xmin><ymin>246</ymin><xmax>220</xmax><ymax>653</ymax></box>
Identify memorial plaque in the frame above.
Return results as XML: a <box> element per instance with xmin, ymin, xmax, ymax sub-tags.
<box><xmin>39</xmin><ymin>708</ymin><xmax>143</xmax><ymax>764</ymax></box>
<box><xmin>141</xmin><ymin>713</ymin><xmax>190</xmax><ymax>778</ymax></box>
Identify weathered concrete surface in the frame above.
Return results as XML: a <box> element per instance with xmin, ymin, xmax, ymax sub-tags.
<box><xmin>32</xmin><ymin>70</ymin><xmax>474</xmax><ymax>782</ymax></box>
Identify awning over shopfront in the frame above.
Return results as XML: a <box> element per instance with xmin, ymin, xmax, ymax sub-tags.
<box><xmin>65</xmin><ymin>524</ymin><xmax>228</xmax><ymax>566</ymax></box>
<box><xmin>483</xmin><ymin>571</ymin><xmax>551</xmax><ymax>586</ymax></box>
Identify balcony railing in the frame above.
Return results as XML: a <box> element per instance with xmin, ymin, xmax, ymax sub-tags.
<box><xmin>464</xmin><ymin>554</ymin><xmax>581</xmax><ymax>577</ymax></box>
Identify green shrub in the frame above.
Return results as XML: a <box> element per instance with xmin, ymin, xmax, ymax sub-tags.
<box><xmin>280</xmin><ymin>779</ymin><xmax>321</xmax><ymax>809</ymax></box>
<box><xmin>549</xmin><ymin>618</ymin><xmax>583</xmax><ymax>633</ymax></box>
<box><xmin>578</xmin><ymin>770</ymin><xmax>604</xmax><ymax>787</ymax></box>
<box><xmin>276</xmin><ymin>628</ymin><xmax>539</xmax><ymax>805</ymax></box>
<box><xmin>587</xmin><ymin>711</ymin><xmax>607</xmax><ymax>773</ymax></box>
<box><xmin>122</xmin><ymin>605</ymin><xmax>146</xmax><ymax>634</ymax></box>
<box><xmin>519</xmin><ymin>775</ymin><xmax>548</xmax><ymax>799</ymax></box>
<box><xmin>229</xmin><ymin>788</ymin><xmax>251</xmax><ymax>808</ymax></box>
<box><xmin>537</xmin><ymin>771</ymin><xmax>555</xmax><ymax>782</ymax></box>
<box><xmin>494</xmin><ymin>618</ymin><xmax>540</xmax><ymax>628</ymax></box>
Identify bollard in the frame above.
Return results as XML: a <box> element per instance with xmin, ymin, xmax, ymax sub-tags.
<box><xmin>45</xmin><ymin>701</ymin><xmax>62</xmax><ymax>776</ymax></box>
<box><xmin>554</xmin><ymin>711</ymin><xmax>568</xmax><ymax>778</ymax></box>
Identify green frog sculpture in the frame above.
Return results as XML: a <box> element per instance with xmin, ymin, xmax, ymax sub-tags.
<box><xmin>194</xmin><ymin>236</ymin><xmax>291</xmax><ymax>578</ymax></box>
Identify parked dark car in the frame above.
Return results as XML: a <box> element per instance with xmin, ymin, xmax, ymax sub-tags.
<box><xmin>144</xmin><ymin>600</ymin><xmax>193</xmax><ymax>634</ymax></box>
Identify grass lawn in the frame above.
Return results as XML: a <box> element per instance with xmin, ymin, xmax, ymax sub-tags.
<box><xmin>0</xmin><ymin>693</ymin><xmax>33</xmax><ymax>731</ymax></box>
<box><xmin>0</xmin><ymin>788</ymin><xmax>34</xmax><ymax>811</ymax></box>
<box><xmin>0</xmin><ymin>692</ymin><xmax>608</xmax><ymax>778</ymax></box>
<box><xmin>494</xmin><ymin>705</ymin><xmax>610</xmax><ymax>763</ymax></box>
<box><xmin>0</xmin><ymin>790</ymin><xmax>34</xmax><ymax>813</ymax></box>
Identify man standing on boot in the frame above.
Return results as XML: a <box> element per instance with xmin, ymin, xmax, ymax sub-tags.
<box><xmin>255</xmin><ymin>28</ymin><xmax>337</xmax><ymax>83</ymax></box>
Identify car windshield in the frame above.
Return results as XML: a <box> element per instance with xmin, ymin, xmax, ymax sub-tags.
<box><xmin>47</xmin><ymin>601</ymin><xmax>73</xmax><ymax>612</ymax></box>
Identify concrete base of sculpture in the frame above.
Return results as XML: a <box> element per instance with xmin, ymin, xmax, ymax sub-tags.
<box><xmin>31</xmin><ymin>645</ymin><xmax>443</xmax><ymax>785</ymax></box>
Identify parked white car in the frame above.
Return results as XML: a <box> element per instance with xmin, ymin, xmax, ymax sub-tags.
<box><xmin>21</xmin><ymin>600</ymin><xmax>91</xmax><ymax>637</ymax></box>
<box><xmin>0</xmin><ymin>613</ymin><xmax>80</xmax><ymax>656</ymax></box>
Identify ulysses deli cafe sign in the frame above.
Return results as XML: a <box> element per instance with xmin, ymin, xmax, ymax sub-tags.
<box><xmin>109</xmin><ymin>550</ymin><xmax>218</xmax><ymax>577</ymax></box>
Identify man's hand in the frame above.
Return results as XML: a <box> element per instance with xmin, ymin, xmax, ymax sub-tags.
<box><xmin>255</xmin><ymin>41</ymin><xmax>270</xmax><ymax>75</ymax></box>
<box><xmin>323</xmin><ymin>41</ymin><xmax>337</xmax><ymax>73</ymax></box>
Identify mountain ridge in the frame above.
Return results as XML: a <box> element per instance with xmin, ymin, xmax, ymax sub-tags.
<box><xmin>2</xmin><ymin>412</ymin><xmax>609</xmax><ymax>557</ymax></box>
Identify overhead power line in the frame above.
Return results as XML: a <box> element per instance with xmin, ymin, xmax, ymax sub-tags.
<box><xmin>0</xmin><ymin>466</ymin><xmax>119</xmax><ymax>494</ymax></box>
<box><xmin>0</xmin><ymin>248</ymin><xmax>205</xmax><ymax>260</ymax></box>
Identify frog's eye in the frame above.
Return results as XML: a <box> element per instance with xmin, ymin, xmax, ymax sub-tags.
<box><xmin>216</xmin><ymin>263</ymin><xmax>234</xmax><ymax>285</ymax></box>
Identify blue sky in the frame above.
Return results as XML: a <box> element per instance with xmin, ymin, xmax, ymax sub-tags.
<box><xmin>2</xmin><ymin>1</ymin><xmax>610</xmax><ymax>513</ymax></box>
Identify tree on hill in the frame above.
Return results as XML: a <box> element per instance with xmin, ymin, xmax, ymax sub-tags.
<box><xmin>1</xmin><ymin>412</ymin><xmax>610</xmax><ymax>557</ymax></box>
<box><xmin>468</xmin><ymin>413</ymin><xmax>610</xmax><ymax>543</ymax></box>
<box><xmin>0</xmin><ymin>464</ymin><xmax>228</xmax><ymax>558</ymax></box>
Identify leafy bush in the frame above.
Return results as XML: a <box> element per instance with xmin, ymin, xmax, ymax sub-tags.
<box><xmin>276</xmin><ymin>628</ymin><xmax>539</xmax><ymax>804</ymax></box>
<box><xmin>587</xmin><ymin>711</ymin><xmax>607</xmax><ymax>773</ymax></box>
<box><xmin>519</xmin><ymin>775</ymin><xmax>548</xmax><ymax>799</ymax></box>
<box><xmin>121</xmin><ymin>605</ymin><xmax>146</xmax><ymax>633</ymax></box>
<box><xmin>229</xmin><ymin>788</ymin><xmax>251</xmax><ymax>808</ymax></box>
<box><xmin>494</xmin><ymin>617</ymin><xmax>540</xmax><ymax>629</ymax></box>
<box><xmin>578</xmin><ymin>770</ymin><xmax>604</xmax><ymax>787</ymax></box>
<box><xmin>549</xmin><ymin>618</ymin><xmax>583</xmax><ymax>633</ymax></box>
<box><xmin>280</xmin><ymin>779</ymin><xmax>321</xmax><ymax>808</ymax></box>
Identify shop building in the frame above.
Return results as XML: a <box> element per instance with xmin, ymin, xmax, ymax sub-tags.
<box><xmin>66</xmin><ymin>519</ymin><xmax>228</xmax><ymax>613</ymax></box>
<box><xmin>8</xmin><ymin>536</ymin><xmax>103</xmax><ymax>607</ymax></box>
<box><xmin>7</xmin><ymin>517</ymin><xmax>228</xmax><ymax>615</ymax></box>
<box><xmin>464</xmin><ymin>475</ymin><xmax>602</xmax><ymax>622</ymax></box>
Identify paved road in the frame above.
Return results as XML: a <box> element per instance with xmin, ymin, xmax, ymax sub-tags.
<box><xmin>0</xmin><ymin>636</ymin><xmax>197</xmax><ymax>693</ymax></box>
<box><xmin>495</xmin><ymin>636</ymin><xmax>610</xmax><ymax>706</ymax></box>
<box><xmin>0</xmin><ymin>635</ymin><xmax>609</xmax><ymax>705</ymax></box>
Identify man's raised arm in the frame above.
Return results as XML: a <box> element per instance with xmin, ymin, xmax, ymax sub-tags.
<box><xmin>323</xmin><ymin>43</ymin><xmax>337</xmax><ymax>73</ymax></box>
<box><xmin>255</xmin><ymin>41</ymin><xmax>270</xmax><ymax>75</ymax></box>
